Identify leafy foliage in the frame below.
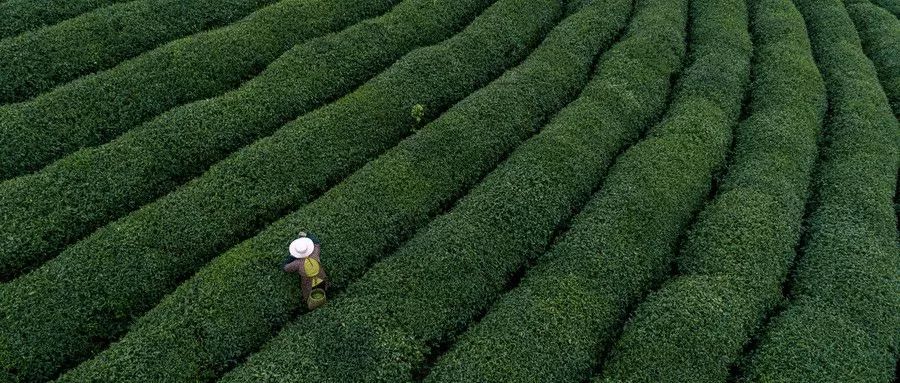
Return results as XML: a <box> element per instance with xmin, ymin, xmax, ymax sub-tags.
<box><xmin>0</xmin><ymin>0</ymin><xmax>276</xmax><ymax>104</ymax></box>
<box><xmin>0</xmin><ymin>0</ymin><xmax>896</xmax><ymax>382</ymax></box>
<box><xmin>848</xmin><ymin>1</ymin><xmax>900</xmax><ymax>118</ymax></box>
<box><xmin>0</xmin><ymin>0</ymin><xmax>130</xmax><ymax>39</ymax></box>
<box><xmin>0</xmin><ymin>0</ymin><xmax>401</xmax><ymax>180</ymax></box>
<box><xmin>432</xmin><ymin>0</ymin><xmax>752</xmax><ymax>381</ymax></box>
<box><xmin>213</xmin><ymin>0</ymin><xmax>695</xmax><ymax>380</ymax></box>
<box><xmin>741</xmin><ymin>0</ymin><xmax>900</xmax><ymax>381</ymax></box>
<box><xmin>59</xmin><ymin>0</ymin><xmax>630</xmax><ymax>380</ymax></box>
<box><xmin>596</xmin><ymin>0</ymin><xmax>826</xmax><ymax>380</ymax></box>
<box><xmin>0</xmin><ymin>0</ymin><xmax>491</xmax><ymax>283</ymax></box>
<box><xmin>0</xmin><ymin>0</ymin><xmax>562</xmax><ymax>380</ymax></box>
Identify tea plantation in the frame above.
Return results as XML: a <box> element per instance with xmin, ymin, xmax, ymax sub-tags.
<box><xmin>0</xmin><ymin>0</ymin><xmax>897</xmax><ymax>381</ymax></box>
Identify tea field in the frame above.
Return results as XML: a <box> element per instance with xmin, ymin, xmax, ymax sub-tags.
<box><xmin>0</xmin><ymin>0</ymin><xmax>897</xmax><ymax>381</ymax></box>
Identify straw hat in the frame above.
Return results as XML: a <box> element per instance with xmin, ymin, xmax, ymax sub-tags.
<box><xmin>289</xmin><ymin>237</ymin><xmax>315</xmax><ymax>258</ymax></box>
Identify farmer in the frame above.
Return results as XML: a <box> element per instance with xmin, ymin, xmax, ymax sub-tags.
<box><xmin>282</xmin><ymin>232</ymin><xmax>329</xmax><ymax>310</ymax></box>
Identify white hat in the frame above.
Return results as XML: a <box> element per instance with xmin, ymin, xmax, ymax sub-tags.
<box><xmin>289</xmin><ymin>237</ymin><xmax>315</xmax><ymax>258</ymax></box>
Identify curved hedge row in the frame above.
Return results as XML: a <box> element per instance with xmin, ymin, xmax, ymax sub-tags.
<box><xmin>595</xmin><ymin>0</ymin><xmax>826</xmax><ymax>381</ymax></box>
<box><xmin>0</xmin><ymin>0</ymin><xmax>562</xmax><ymax>381</ymax></box>
<box><xmin>871</xmin><ymin>0</ymin><xmax>900</xmax><ymax>16</ymax></box>
<box><xmin>0</xmin><ymin>0</ymin><xmax>400</xmax><ymax>181</ymax></box>
<box><xmin>741</xmin><ymin>0</ymin><xmax>900</xmax><ymax>381</ymax></box>
<box><xmin>0</xmin><ymin>0</ymin><xmax>276</xmax><ymax>104</ymax></box>
<box><xmin>431</xmin><ymin>1</ymin><xmax>751</xmax><ymax>382</ymax></box>
<box><xmin>0</xmin><ymin>0</ymin><xmax>494</xmax><ymax>282</ymax></box>
<box><xmin>0</xmin><ymin>0</ymin><xmax>130</xmax><ymax>38</ymax></box>
<box><xmin>218</xmin><ymin>0</ymin><xmax>690</xmax><ymax>381</ymax></box>
<box><xmin>848</xmin><ymin>2</ymin><xmax>900</xmax><ymax>118</ymax></box>
<box><xmin>57</xmin><ymin>1</ymin><xmax>631</xmax><ymax>380</ymax></box>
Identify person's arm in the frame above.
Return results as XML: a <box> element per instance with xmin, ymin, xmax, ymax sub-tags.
<box><xmin>283</xmin><ymin>259</ymin><xmax>301</xmax><ymax>273</ymax></box>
